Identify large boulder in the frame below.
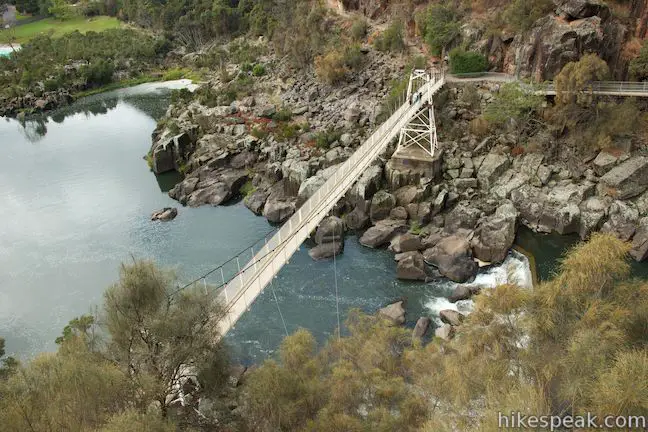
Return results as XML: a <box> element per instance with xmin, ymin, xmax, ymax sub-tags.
<box><xmin>309</xmin><ymin>242</ymin><xmax>344</xmax><ymax>260</ymax></box>
<box><xmin>297</xmin><ymin>176</ymin><xmax>325</xmax><ymax>207</ymax></box>
<box><xmin>412</xmin><ymin>317</ymin><xmax>431</xmax><ymax>341</ymax></box>
<box><xmin>578</xmin><ymin>197</ymin><xmax>608</xmax><ymax>239</ymax></box>
<box><xmin>359</xmin><ymin>219</ymin><xmax>407</xmax><ymax>248</ymax></box>
<box><xmin>592</xmin><ymin>150</ymin><xmax>620</xmax><ymax>176</ymax></box>
<box><xmin>348</xmin><ymin>164</ymin><xmax>383</xmax><ymax>205</ymax></box>
<box><xmin>378</xmin><ymin>301</ymin><xmax>406</xmax><ymax>325</ymax></box>
<box><xmin>396</xmin><ymin>251</ymin><xmax>428</xmax><ymax>281</ymax></box>
<box><xmin>435</xmin><ymin>324</ymin><xmax>455</xmax><ymax>341</ymax></box>
<box><xmin>601</xmin><ymin>200</ymin><xmax>639</xmax><ymax>241</ymax></box>
<box><xmin>444</xmin><ymin>203</ymin><xmax>482</xmax><ymax>233</ymax></box>
<box><xmin>391</xmin><ymin>233</ymin><xmax>424</xmax><ymax>253</ymax></box>
<box><xmin>244</xmin><ymin>190</ymin><xmax>269</xmax><ymax>215</ymax></box>
<box><xmin>187</xmin><ymin>182</ymin><xmax>231</xmax><ymax>207</ymax></box>
<box><xmin>472</xmin><ymin>202</ymin><xmax>518</xmax><ymax>263</ymax></box>
<box><xmin>345</xmin><ymin>207</ymin><xmax>370</xmax><ymax>230</ymax></box>
<box><xmin>448</xmin><ymin>285</ymin><xmax>481</xmax><ymax>303</ymax></box>
<box><xmin>554</xmin><ymin>0</ymin><xmax>610</xmax><ymax>20</ymax></box>
<box><xmin>263</xmin><ymin>199</ymin><xmax>296</xmax><ymax>223</ymax></box>
<box><xmin>598</xmin><ymin>156</ymin><xmax>648</xmax><ymax>200</ymax></box>
<box><xmin>315</xmin><ymin>216</ymin><xmax>345</xmax><ymax>244</ymax></box>
<box><xmin>423</xmin><ymin>235</ymin><xmax>478</xmax><ymax>282</ymax></box>
<box><xmin>439</xmin><ymin>309</ymin><xmax>465</xmax><ymax>326</ymax></box>
<box><xmin>282</xmin><ymin>159</ymin><xmax>312</xmax><ymax>196</ymax></box>
<box><xmin>151</xmin><ymin>207</ymin><xmax>178</xmax><ymax>221</ymax></box>
<box><xmin>630</xmin><ymin>217</ymin><xmax>648</xmax><ymax>262</ymax></box>
<box><xmin>477</xmin><ymin>153</ymin><xmax>510</xmax><ymax>190</ymax></box>
<box><xmin>370</xmin><ymin>190</ymin><xmax>397</xmax><ymax>223</ymax></box>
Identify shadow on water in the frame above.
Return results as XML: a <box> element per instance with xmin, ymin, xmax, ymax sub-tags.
<box><xmin>155</xmin><ymin>171</ymin><xmax>184</xmax><ymax>193</ymax></box>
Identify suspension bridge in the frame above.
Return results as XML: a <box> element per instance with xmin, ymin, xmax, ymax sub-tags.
<box><xmin>177</xmin><ymin>70</ymin><xmax>648</xmax><ymax>337</ymax></box>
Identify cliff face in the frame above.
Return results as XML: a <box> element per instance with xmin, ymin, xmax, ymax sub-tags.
<box><xmin>632</xmin><ymin>0</ymin><xmax>648</xmax><ymax>38</ymax></box>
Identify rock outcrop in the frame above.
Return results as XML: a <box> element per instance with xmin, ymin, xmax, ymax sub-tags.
<box><xmin>598</xmin><ymin>156</ymin><xmax>648</xmax><ymax>200</ymax></box>
<box><xmin>378</xmin><ymin>301</ymin><xmax>406</xmax><ymax>325</ymax></box>
<box><xmin>151</xmin><ymin>207</ymin><xmax>178</xmax><ymax>221</ymax></box>
<box><xmin>424</xmin><ymin>235</ymin><xmax>478</xmax><ymax>283</ymax></box>
<box><xmin>396</xmin><ymin>251</ymin><xmax>428</xmax><ymax>281</ymax></box>
<box><xmin>471</xmin><ymin>202</ymin><xmax>518</xmax><ymax>263</ymax></box>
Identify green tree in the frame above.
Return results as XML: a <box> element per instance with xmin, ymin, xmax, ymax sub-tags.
<box><xmin>103</xmin><ymin>260</ymin><xmax>229</xmax><ymax>417</ymax></box>
<box><xmin>373</xmin><ymin>20</ymin><xmax>405</xmax><ymax>52</ymax></box>
<box><xmin>448</xmin><ymin>48</ymin><xmax>488</xmax><ymax>74</ymax></box>
<box><xmin>417</xmin><ymin>4</ymin><xmax>461</xmax><ymax>56</ymax></box>
<box><xmin>48</xmin><ymin>0</ymin><xmax>76</xmax><ymax>20</ymax></box>
<box><xmin>630</xmin><ymin>40</ymin><xmax>648</xmax><ymax>81</ymax></box>
<box><xmin>554</xmin><ymin>53</ymin><xmax>610</xmax><ymax>107</ymax></box>
<box><xmin>0</xmin><ymin>338</ymin><xmax>131</xmax><ymax>432</ymax></box>
<box><xmin>482</xmin><ymin>81</ymin><xmax>543</xmax><ymax>133</ymax></box>
<box><xmin>0</xmin><ymin>337</ymin><xmax>18</xmax><ymax>380</ymax></box>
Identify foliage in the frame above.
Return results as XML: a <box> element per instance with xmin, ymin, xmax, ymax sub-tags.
<box><xmin>449</xmin><ymin>48</ymin><xmax>488</xmax><ymax>74</ymax></box>
<box><xmin>243</xmin><ymin>234</ymin><xmax>648</xmax><ymax>429</ymax></box>
<box><xmin>548</xmin><ymin>54</ymin><xmax>643</xmax><ymax>151</ymax></box>
<box><xmin>240</xmin><ymin>180</ymin><xmax>256</xmax><ymax>197</ymax></box>
<box><xmin>252</xmin><ymin>63</ymin><xmax>266</xmax><ymax>76</ymax></box>
<box><xmin>350</xmin><ymin>17</ymin><xmax>368</xmax><ymax>41</ymax></box>
<box><xmin>629</xmin><ymin>39</ymin><xmax>648</xmax><ymax>81</ymax></box>
<box><xmin>0</xmin><ymin>16</ymin><xmax>122</xmax><ymax>44</ymax></box>
<box><xmin>483</xmin><ymin>82</ymin><xmax>543</xmax><ymax>126</ymax></box>
<box><xmin>315</xmin><ymin>128</ymin><xmax>342</xmax><ymax>149</ymax></box>
<box><xmin>0</xmin><ymin>28</ymin><xmax>167</xmax><ymax>102</ymax></box>
<box><xmin>373</xmin><ymin>20</ymin><xmax>405</xmax><ymax>53</ymax></box>
<box><xmin>103</xmin><ymin>260</ymin><xmax>229</xmax><ymax>414</ymax></box>
<box><xmin>315</xmin><ymin>44</ymin><xmax>364</xmax><ymax>85</ymax></box>
<box><xmin>48</xmin><ymin>0</ymin><xmax>77</xmax><ymax>20</ymax></box>
<box><xmin>417</xmin><ymin>4</ymin><xmax>461</xmax><ymax>56</ymax></box>
<box><xmin>555</xmin><ymin>53</ymin><xmax>610</xmax><ymax>106</ymax></box>
<box><xmin>98</xmin><ymin>409</ymin><xmax>178</xmax><ymax>432</ymax></box>
<box><xmin>82</xmin><ymin>58</ymin><xmax>115</xmax><ymax>87</ymax></box>
<box><xmin>272</xmin><ymin>106</ymin><xmax>293</xmax><ymax>122</ymax></box>
<box><xmin>0</xmin><ymin>337</ymin><xmax>18</xmax><ymax>380</ymax></box>
<box><xmin>0</xmin><ymin>339</ymin><xmax>131</xmax><ymax>432</ymax></box>
<box><xmin>502</xmin><ymin>0</ymin><xmax>553</xmax><ymax>32</ymax></box>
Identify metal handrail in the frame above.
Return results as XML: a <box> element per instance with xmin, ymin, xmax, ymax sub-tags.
<box><xmin>216</xmin><ymin>75</ymin><xmax>446</xmax><ymax>334</ymax></box>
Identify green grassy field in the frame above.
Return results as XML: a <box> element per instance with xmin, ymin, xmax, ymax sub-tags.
<box><xmin>0</xmin><ymin>16</ymin><xmax>122</xmax><ymax>44</ymax></box>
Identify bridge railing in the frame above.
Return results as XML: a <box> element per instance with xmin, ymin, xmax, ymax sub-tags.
<box><xmin>216</xmin><ymin>75</ymin><xmax>446</xmax><ymax>334</ymax></box>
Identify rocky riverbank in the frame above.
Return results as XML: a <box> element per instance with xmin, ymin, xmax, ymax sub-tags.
<box><xmin>148</xmin><ymin>37</ymin><xmax>648</xmax><ymax>341</ymax></box>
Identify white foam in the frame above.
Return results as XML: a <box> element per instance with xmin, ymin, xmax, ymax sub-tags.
<box><xmin>424</xmin><ymin>250</ymin><xmax>533</xmax><ymax>320</ymax></box>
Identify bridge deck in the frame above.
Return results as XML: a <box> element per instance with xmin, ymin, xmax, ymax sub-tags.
<box><xmin>216</xmin><ymin>76</ymin><xmax>446</xmax><ymax>335</ymax></box>
<box><xmin>215</xmin><ymin>72</ymin><xmax>648</xmax><ymax>336</ymax></box>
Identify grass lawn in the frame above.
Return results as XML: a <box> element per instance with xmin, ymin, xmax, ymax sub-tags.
<box><xmin>0</xmin><ymin>16</ymin><xmax>122</xmax><ymax>44</ymax></box>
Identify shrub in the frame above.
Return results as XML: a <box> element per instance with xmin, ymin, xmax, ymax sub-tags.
<box><xmin>250</xmin><ymin>126</ymin><xmax>269</xmax><ymax>139</ymax></box>
<box><xmin>252</xmin><ymin>63</ymin><xmax>266</xmax><ymax>76</ymax></box>
<box><xmin>315</xmin><ymin>50</ymin><xmax>348</xmax><ymax>84</ymax></box>
<box><xmin>82</xmin><ymin>60</ymin><xmax>115</xmax><ymax>87</ymax></box>
<box><xmin>417</xmin><ymin>4</ymin><xmax>461</xmax><ymax>56</ymax></box>
<box><xmin>449</xmin><ymin>48</ymin><xmax>488</xmax><ymax>74</ymax></box>
<box><xmin>503</xmin><ymin>0</ymin><xmax>553</xmax><ymax>32</ymax></box>
<box><xmin>629</xmin><ymin>40</ymin><xmax>648</xmax><ymax>81</ymax></box>
<box><xmin>272</xmin><ymin>107</ymin><xmax>293</xmax><ymax>122</ymax></box>
<box><xmin>162</xmin><ymin>68</ymin><xmax>185</xmax><ymax>81</ymax></box>
<box><xmin>350</xmin><ymin>18</ymin><xmax>368</xmax><ymax>41</ymax></box>
<box><xmin>315</xmin><ymin>128</ymin><xmax>342</xmax><ymax>149</ymax></box>
<box><xmin>373</xmin><ymin>21</ymin><xmax>405</xmax><ymax>52</ymax></box>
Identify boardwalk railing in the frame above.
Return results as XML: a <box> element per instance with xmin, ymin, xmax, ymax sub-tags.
<box><xmin>216</xmin><ymin>73</ymin><xmax>447</xmax><ymax>335</ymax></box>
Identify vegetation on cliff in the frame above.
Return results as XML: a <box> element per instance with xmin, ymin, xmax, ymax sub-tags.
<box><xmin>3</xmin><ymin>235</ymin><xmax>647</xmax><ymax>430</ymax></box>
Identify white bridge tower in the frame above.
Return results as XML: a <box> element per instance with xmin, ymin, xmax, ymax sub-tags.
<box><xmin>393</xmin><ymin>69</ymin><xmax>439</xmax><ymax>160</ymax></box>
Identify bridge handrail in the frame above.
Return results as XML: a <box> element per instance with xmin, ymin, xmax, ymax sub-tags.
<box><xmin>216</xmin><ymin>75</ymin><xmax>446</xmax><ymax>333</ymax></box>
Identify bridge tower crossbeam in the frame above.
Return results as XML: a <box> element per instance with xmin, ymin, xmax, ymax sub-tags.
<box><xmin>393</xmin><ymin>69</ymin><xmax>439</xmax><ymax>160</ymax></box>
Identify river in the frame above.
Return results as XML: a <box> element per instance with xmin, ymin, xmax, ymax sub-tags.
<box><xmin>1</xmin><ymin>81</ymin><xmax>534</xmax><ymax>363</ymax></box>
